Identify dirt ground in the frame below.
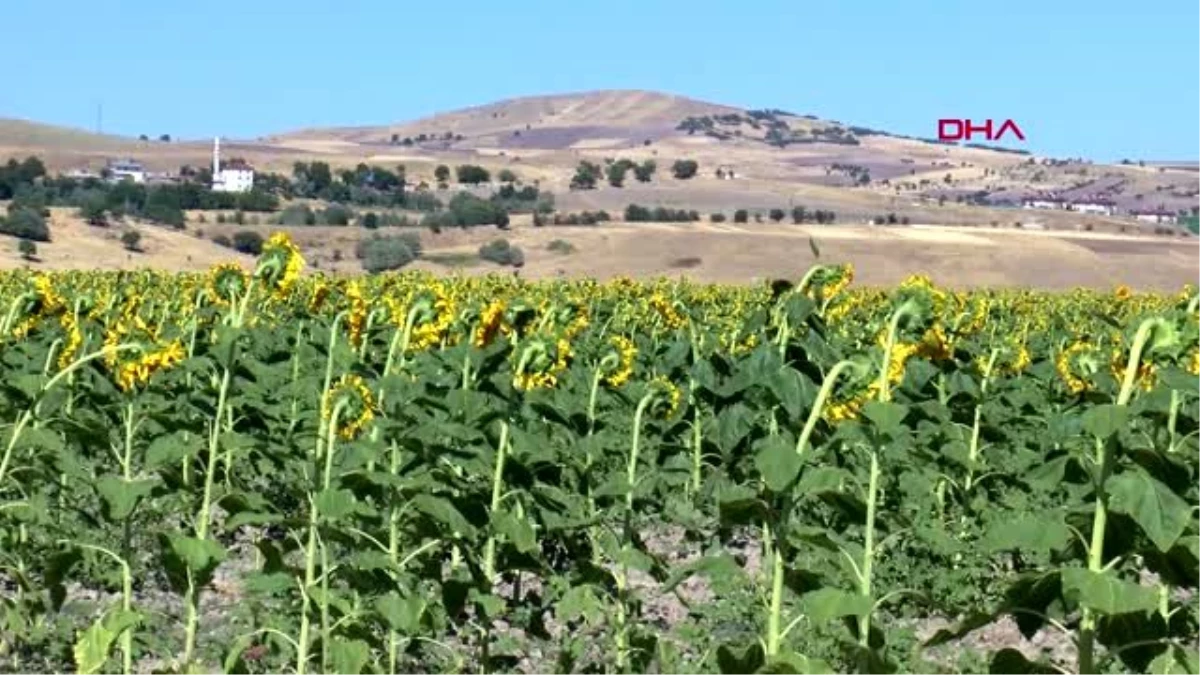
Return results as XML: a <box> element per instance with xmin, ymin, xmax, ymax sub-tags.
<box><xmin>5</xmin><ymin>209</ymin><xmax>1193</xmax><ymax>292</ymax></box>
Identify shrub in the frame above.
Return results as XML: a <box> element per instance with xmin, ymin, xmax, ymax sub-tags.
<box><xmin>633</xmin><ymin>160</ymin><xmax>656</xmax><ymax>183</ymax></box>
<box><xmin>121</xmin><ymin>230</ymin><xmax>142</xmax><ymax>252</ymax></box>
<box><xmin>142</xmin><ymin>202</ymin><xmax>185</xmax><ymax>229</ymax></box>
<box><xmin>455</xmin><ymin>164</ymin><xmax>491</xmax><ymax>185</ymax></box>
<box><xmin>361</xmin><ymin>235</ymin><xmax>420</xmax><ymax>273</ymax></box>
<box><xmin>497</xmin><ymin>169</ymin><xmax>518</xmax><ymax>183</ymax></box>
<box><xmin>671</xmin><ymin>159</ymin><xmax>699</xmax><ymax>179</ymax></box>
<box><xmin>280</xmin><ymin>204</ymin><xmax>317</xmax><ymax>226</ymax></box>
<box><xmin>1</xmin><ymin>207</ymin><xmax>51</xmax><ymax>242</ymax></box>
<box><xmin>320</xmin><ymin>204</ymin><xmax>354</xmax><ymax>226</ymax></box>
<box><xmin>769</xmin><ymin>208</ymin><xmax>785</xmax><ymax>223</ymax></box>
<box><xmin>232</xmin><ymin>230</ymin><xmax>264</xmax><ymax>255</ymax></box>
<box><xmin>212</xmin><ymin>234</ymin><xmax>232</xmax><ymax>248</ymax></box>
<box><xmin>478</xmin><ymin>238</ymin><xmax>524</xmax><ymax>267</ymax></box>
<box><xmin>80</xmin><ymin>196</ymin><xmax>109</xmax><ymax>227</ymax></box>
<box><xmin>18</xmin><ymin>239</ymin><xmax>36</xmax><ymax>260</ymax></box>
<box><xmin>710</xmin><ymin>213</ymin><xmax>727</xmax><ymax>223</ymax></box>
<box><xmin>733</xmin><ymin>209</ymin><xmax>749</xmax><ymax>224</ymax></box>
<box><xmin>569</xmin><ymin>161</ymin><xmax>602</xmax><ymax>190</ymax></box>
<box><xmin>547</xmin><ymin>239</ymin><xmax>576</xmax><ymax>254</ymax></box>
<box><xmin>434</xmin><ymin>165</ymin><xmax>450</xmax><ymax>186</ymax></box>
<box><xmin>362</xmin><ymin>212</ymin><xmax>380</xmax><ymax>229</ymax></box>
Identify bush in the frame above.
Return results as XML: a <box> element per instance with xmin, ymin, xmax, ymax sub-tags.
<box><xmin>142</xmin><ymin>202</ymin><xmax>185</xmax><ymax>229</ymax></box>
<box><xmin>18</xmin><ymin>239</ymin><xmax>36</xmax><ymax>260</ymax></box>
<box><xmin>569</xmin><ymin>161</ymin><xmax>602</xmax><ymax>190</ymax></box>
<box><xmin>547</xmin><ymin>239</ymin><xmax>576</xmax><ymax>254</ymax></box>
<box><xmin>121</xmin><ymin>230</ymin><xmax>142</xmax><ymax>252</ymax></box>
<box><xmin>80</xmin><ymin>196</ymin><xmax>109</xmax><ymax>227</ymax></box>
<box><xmin>733</xmin><ymin>209</ymin><xmax>749</xmax><ymax>224</ymax></box>
<box><xmin>1</xmin><ymin>207</ymin><xmax>51</xmax><ymax>242</ymax></box>
<box><xmin>320</xmin><ymin>204</ymin><xmax>354</xmax><ymax>226</ymax></box>
<box><xmin>769</xmin><ymin>208</ymin><xmax>785</xmax><ymax>223</ymax></box>
<box><xmin>361</xmin><ymin>234</ymin><xmax>421</xmax><ymax>273</ymax></box>
<box><xmin>497</xmin><ymin>169</ymin><xmax>518</xmax><ymax>183</ymax></box>
<box><xmin>362</xmin><ymin>212</ymin><xmax>380</xmax><ymax>229</ymax></box>
<box><xmin>232</xmin><ymin>230</ymin><xmax>264</xmax><ymax>255</ymax></box>
<box><xmin>633</xmin><ymin>160</ymin><xmax>656</xmax><ymax>183</ymax></box>
<box><xmin>456</xmin><ymin>164</ymin><xmax>491</xmax><ymax>185</ymax></box>
<box><xmin>280</xmin><ymin>204</ymin><xmax>317</xmax><ymax>226</ymax></box>
<box><xmin>671</xmin><ymin>159</ymin><xmax>699</xmax><ymax>179</ymax></box>
<box><xmin>212</xmin><ymin>234</ymin><xmax>232</xmax><ymax>248</ymax></box>
<box><xmin>478</xmin><ymin>239</ymin><xmax>524</xmax><ymax>267</ymax></box>
<box><xmin>710</xmin><ymin>213</ymin><xmax>726</xmax><ymax>223</ymax></box>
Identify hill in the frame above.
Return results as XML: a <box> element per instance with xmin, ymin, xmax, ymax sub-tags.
<box><xmin>0</xmin><ymin>90</ymin><xmax>1195</xmax><ymax>289</ymax></box>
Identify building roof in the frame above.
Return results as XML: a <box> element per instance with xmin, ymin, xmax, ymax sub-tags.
<box><xmin>1130</xmin><ymin>208</ymin><xmax>1176</xmax><ymax>216</ymax></box>
<box><xmin>1067</xmin><ymin>196</ymin><xmax>1115</xmax><ymax>206</ymax></box>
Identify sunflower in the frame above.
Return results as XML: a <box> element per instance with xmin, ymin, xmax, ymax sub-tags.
<box><xmin>603</xmin><ymin>335</ymin><xmax>637</xmax><ymax>387</ymax></box>
<box><xmin>206</xmin><ymin>263</ymin><xmax>249</xmax><ymax>306</ymax></box>
<box><xmin>650</xmin><ymin>375</ymin><xmax>683</xmax><ymax>418</ymax></box>
<box><xmin>1109</xmin><ymin>347</ymin><xmax>1157</xmax><ymax>392</ymax></box>
<box><xmin>56</xmin><ymin>312</ymin><xmax>84</xmax><ymax>371</ymax></box>
<box><xmin>256</xmin><ymin>232</ymin><xmax>305</xmax><ymax>299</ymax></box>
<box><xmin>1056</xmin><ymin>340</ymin><xmax>1101</xmax><ymax>395</ymax></box>
<box><xmin>346</xmin><ymin>281</ymin><xmax>368</xmax><ymax>348</ymax></box>
<box><xmin>473</xmin><ymin>299</ymin><xmax>509</xmax><ymax>348</ymax></box>
<box><xmin>649</xmin><ymin>293</ymin><xmax>687</xmax><ymax>330</ymax></box>
<box><xmin>112</xmin><ymin>341</ymin><xmax>186</xmax><ymax>392</ymax></box>
<box><xmin>513</xmin><ymin>338</ymin><xmax>572</xmax><ymax>391</ymax></box>
<box><xmin>322</xmin><ymin>374</ymin><xmax>376</xmax><ymax>441</ymax></box>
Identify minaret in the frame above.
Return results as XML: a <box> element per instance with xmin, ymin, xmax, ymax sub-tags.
<box><xmin>212</xmin><ymin>136</ymin><xmax>221</xmax><ymax>177</ymax></box>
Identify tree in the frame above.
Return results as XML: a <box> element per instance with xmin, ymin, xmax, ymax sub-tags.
<box><xmin>606</xmin><ymin>160</ymin><xmax>633</xmax><ymax>188</ymax></box>
<box><xmin>80</xmin><ymin>196</ymin><xmax>109</xmax><ymax>227</ymax></box>
<box><xmin>733</xmin><ymin>209</ymin><xmax>749</xmax><ymax>224</ymax></box>
<box><xmin>791</xmin><ymin>205</ymin><xmax>807</xmax><ymax>224</ymax></box>
<box><xmin>478</xmin><ymin>239</ymin><xmax>524</xmax><ymax>267</ymax></box>
<box><xmin>17</xmin><ymin>239</ymin><xmax>36</xmax><ymax>261</ymax></box>
<box><xmin>633</xmin><ymin>160</ymin><xmax>656</xmax><ymax>183</ymax></box>
<box><xmin>769</xmin><ymin>208</ymin><xmax>785</xmax><ymax>223</ymax></box>
<box><xmin>671</xmin><ymin>159</ymin><xmax>699</xmax><ymax>180</ymax></box>
<box><xmin>361</xmin><ymin>212</ymin><xmax>380</xmax><ymax>229</ymax></box>
<box><xmin>0</xmin><ymin>207</ymin><xmax>50</xmax><ymax>242</ymax></box>
<box><xmin>497</xmin><ymin>169</ymin><xmax>518</xmax><ymax>183</ymax></box>
<box><xmin>361</xmin><ymin>235</ymin><xmax>420</xmax><ymax>273</ymax></box>
<box><xmin>159</xmin><ymin>134</ymin><xmax>171</xmax><ymax>142</ymax></box>
<box><xmin>434</xmin><ymin>165</ymin><xmax>451</xmax><ymax>187</ymax></box>
<box><xmin>121</xmin><ymin>230</ymin><xmax>142</xmax><ymax>252</ymax></box>
<box><xmin>569</xmin><ymin>161</ymin><xmax>602</xmax><ymax>190</ymax></box>
<box><xmin>232</xmin><ymin>230</ymin><xmax>264</xmax><ymax>255</ymax></box>
<box><xmin>138</xmin><ymin>134</ymin><xmax>149</xmax><ymax>141</ymax></box>
<box><xmin>455</xmin><ymin>164</ymin><xmax>491</xmax><ymax>185</ymax></box>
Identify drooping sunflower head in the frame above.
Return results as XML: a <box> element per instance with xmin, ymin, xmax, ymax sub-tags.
<box><xmin>601</xmin><ymin>335</ymin><xmax>638</xmax><ymax>388</ymax></box>
<box><xmin>512</xmin><ymin>336</ymin><xmax>571</xmax><ymax>391</ymax></box>
<box><xmin>322</xmin><ymin>374</ymin><xmax>376</xmax><ymax>441</ymax></box>
<box><xmin>473</xmin><ymin>299</ymin><xmax>510</xmax><ymax>348</ymax></box>
<box><xmin>1056</xmin><ymin>339</ymin><xmax>1103</xmax><ymax>395</ymax></box>
<box><xmin>648</xmin><ymin>375</ymin><xmax>683</xmax><ymax>419</ymax></box>
<box><xmin>206</xmin><ymin>263</ymin><xmax>250</xmax><ymax>306</ymax></box>
<box><xmin>255</xmin><ymin>232</ymin><xmax>305</xmax><ymax>298</ymax></box>
<box><xmin>345</xmin><ymin>280</ymin><xmax>368</xmax><ymax>348</ymax></box>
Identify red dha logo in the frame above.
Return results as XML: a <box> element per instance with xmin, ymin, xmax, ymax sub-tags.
<box><xmin>937</xmin><ymin>119</ymin><xmax>1026</xmax><ymax>142</ymax></box>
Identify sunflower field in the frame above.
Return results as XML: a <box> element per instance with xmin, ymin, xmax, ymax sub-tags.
<box><xmin>1</xmin><ymin>233</ymin><xmax>1197</xmax><ymax>675</ymax></box>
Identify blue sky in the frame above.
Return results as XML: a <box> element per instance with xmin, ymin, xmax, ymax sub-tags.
<box><xmin>4</xmin><ymin>0</ymin><xmax>1197</xmax><ymax>161</ymax></box>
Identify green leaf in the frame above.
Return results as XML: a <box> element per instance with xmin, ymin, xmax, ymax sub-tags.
<box><xmin>1061</xmin><ymin>568</ymin><xmax>1158</xmax><ymax>615</ymax></box>
<box><xmin>94</xmin><ymin>475</ymin><xmax>157</xmax><ymax>521</ymax></box>
<box><xmin>73</xmin><ymin>608</ymin><xmax>142</xmax><ymax>675</ymax></box>
<box><xmin>168</xmin><ymin>534</ymin><xmax>227</xmax><ymax>574</ymax></box>
<box><xmin>988</xmin><ymin>648</ymin><xmax>1059</xmax><ymax>674</ymax></box>
<box><xmin>314</xmin><ymin>488</ymin><xmax>359</xmax><ymax>522</ymax></box>
<box><xmin>19</xmin><ymin>426</ymin><xmax>65</xmax><ymax>454</ymax></box>
<box><xmin>663</xmin><ymin>554</ymin><xmax>743</xmax><ymax>593</ymax></box>
<box><xmin>1080</xmin><ymin>404</ymin><xmax>1129</xmax><ymax>440</ymax></box>
<box><xmin>412</xmin><ymin>495</ymin><xmax>475</xmax><ymax>536</ymax></box>
<box><xmin>1107</xmin><ymin>469</ymin><xmax>1191</xmax><ymax>553</ymax></box>
<box><xmin>983</xmin><ymin>513</ymin><xmax>1071</xmax><ymax>554</ymax></box>
<box><xmin>765</xmin><ymin>650</ymin><xmax>834</xmax><ymax>674</ymax></box>
<box><xmin>144</xmin><ymin>431</ymin><xmax>199</xmax><ymax>471</ymax></box>
<box><xmin>1147</xmin><ymin>645</ymin><xmax>1200</xmax><ymax>674</ymax></box>
<box><xmin>556</xmin><ymin>584</ymin><xmax>604</xmax><ymax>624</ymax></box>
<box><xmin>796</xmin><ymin>466</ymin><xmax>851</xmax><ymax>495</ymax></box>
<box><xmin>376</xmin><ymin>592</ymin><xmax>426</xmax><ymax>633</ymax></box>
<box><xmin>328</xmin><ymin>637</ymin><xmax>370</xmax><ymax>674</ymax></box>
<box><xmin>494</xmin><ymin>511</ymin><xmax>538</xmax><ymax>554</ymax></box>
<box><xmin>861</xmin><ymin>401</ymin><xmax>909</xmax><ymax>435</ymax></box>
<box><xmin>754</xmin><ymin>435</ymin><xmax>801</xmax><ymax>492</ymax></box>
<box><xmin>767</xmin><ymin>369</ymin><xmax>808</xmax><ymax>421</ymax></box>
<box><xmin>799</xmin><ymin>587</ymin><xmax>873</xmax><ymax>623</ymax></box>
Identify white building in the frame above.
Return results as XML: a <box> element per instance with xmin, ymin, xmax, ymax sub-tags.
<box><xmin>1022</xmin><ymin>194</ymin><xmax>1064</xmax><ymax>210</ymax></box>
<box><xmin>106</xmin><ymin>159</ymin><xmax>146</xmax><ymax>183</ymax></box>
<box><xmin>1131</xmin><ymin>208</ymin><xmax>1177</xmax><ymax>224</ymax></box>
<box><xmin>1067</xmin><ymin>197</ymin><xmax>1116</xmax><ymax>216</ymax></box>
<box><xmin>210</xmin><ymin>137</ymin><xmax>255</xmax><ymax>193</ymax></box>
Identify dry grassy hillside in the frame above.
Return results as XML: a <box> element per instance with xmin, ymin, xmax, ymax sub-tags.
<box><xmin>2</xmin><ymin>90</ymin><xmax>1194</xmax><ymax>290</ymax></box>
